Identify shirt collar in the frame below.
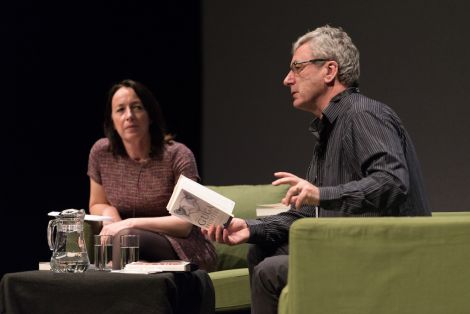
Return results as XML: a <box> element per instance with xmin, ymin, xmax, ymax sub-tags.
<box><xmin>323</xmin><ymin>86</ymin><xmax>359</xmax><ymax>123</ymax></box>
<box><xmin>308</xmin><ymin>86</ymin><xmax>359</xmax><ymax>137</ymax></box>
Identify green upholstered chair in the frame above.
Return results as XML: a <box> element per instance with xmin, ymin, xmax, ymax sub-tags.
<box><xmin>278</xmin><ymin>212</ymin><xmax>470</xmax><ymax>314</ymax></box>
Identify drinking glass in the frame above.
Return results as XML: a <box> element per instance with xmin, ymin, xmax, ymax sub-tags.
<box><xmin>120</xmin><ymin>234</ymin><xmax>139</xmax><ymax>269</ymax></box>
<box><xmin>94</xmin><ymin>234</ymin><xmax>113</xmax><ymax>271</ymax></box>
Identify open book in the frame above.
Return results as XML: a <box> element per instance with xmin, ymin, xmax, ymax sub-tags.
<box><xmin>166</xmin><ymin>175</ymin><xmax>235</xmax><ymax>230</ymax></box>
<box><xmin>256</xmin><ymin>203</ymin><xmax>290</xmax><ymax>217</ymax></box>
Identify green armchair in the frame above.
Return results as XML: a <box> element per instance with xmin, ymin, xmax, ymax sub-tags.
<box><xmin>278</xmin><ymin>212</ymin><xmax>470</xmax><ymax>314</ymax></box>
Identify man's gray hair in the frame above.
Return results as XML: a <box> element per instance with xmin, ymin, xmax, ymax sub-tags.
<box><xmin>293</xmin><ymin>25</ymin><xmax>360</xmax><ymax>86</ymax></box>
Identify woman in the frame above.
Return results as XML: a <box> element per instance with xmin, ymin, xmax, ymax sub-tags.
<box><xmin>87</xmin><ymin>79</ymin><xmax>216</xmax><ymax>271</ymax></box>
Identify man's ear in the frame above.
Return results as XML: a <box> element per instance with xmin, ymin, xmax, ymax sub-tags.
<box><xmin>324</xmin><ymin>61</ymin><xmax>338</xmax><ymax>84</ymax></box>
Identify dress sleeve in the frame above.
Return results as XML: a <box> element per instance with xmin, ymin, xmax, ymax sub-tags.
<box><xmin>171</xmin><ymin>143</ymin><xmax>201</xmax><ymax>183</ymax></box>
<box><xmin>87</xmin><ymin>140</ymin><xmax>103</xmax><ymax>184</ymax></box>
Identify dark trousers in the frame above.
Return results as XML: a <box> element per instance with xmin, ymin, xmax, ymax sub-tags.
<box><xmin>247</xmin><ymin>243</ymin><xmax>289</xmax><ymax>314</ymax></box>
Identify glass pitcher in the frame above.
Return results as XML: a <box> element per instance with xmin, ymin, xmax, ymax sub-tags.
<box><xmin>47</xmin><ymin>209</ymin><xmax>90</xmax><ymax>272</ymax></box>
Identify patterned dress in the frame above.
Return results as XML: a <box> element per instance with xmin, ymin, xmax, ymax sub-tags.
<box><xmin>87</xmin><ymin>138</ymin><xmax>217</xmax><ymax>271</ymax></box>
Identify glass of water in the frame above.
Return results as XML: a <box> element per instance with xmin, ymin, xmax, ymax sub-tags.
<box><xmin>120</xmin><ymin>234</ymin><xmax>139</xmax><ymax>269</ymax></box>
<box><xmin>94</xmin><ymin>234</ymin><xmax>113</xmax><ymax>271</ymax></box>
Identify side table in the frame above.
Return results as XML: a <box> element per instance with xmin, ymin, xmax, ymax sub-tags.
<box><xmin>0</xmin><ymin>269</ymin><xmax>214</xmax><ymax>314</ymax></box>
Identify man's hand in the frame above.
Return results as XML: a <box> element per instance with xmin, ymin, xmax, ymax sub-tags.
<box><xmin>272</xmin><ymin>171</ymin><xmax>320</xmax><ymax>209</ymax></box>
<box><xmin>202</xmin><ymin>218</ymin><xmax>250</xmax><ymax>246</ymax></box>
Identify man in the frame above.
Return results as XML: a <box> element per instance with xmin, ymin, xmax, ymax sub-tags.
<box><xmin>205</xmin><ymin>25</ymin><xmax>430</xmax><ymax>314</ymax></box>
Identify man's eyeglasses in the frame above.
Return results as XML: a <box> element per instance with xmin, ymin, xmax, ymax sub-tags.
<box><xmin>289</xmin><ymin>58</ymin><xmax>329</xmax><ymax>74</ymax></box>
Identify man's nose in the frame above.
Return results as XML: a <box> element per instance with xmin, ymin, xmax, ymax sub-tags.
<box><xmin>283</xmin><ymin>71</ymin><xmax>295</xmax><ymax>86</ymax></box>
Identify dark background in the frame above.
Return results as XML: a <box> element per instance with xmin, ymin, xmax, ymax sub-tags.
<box><xmin>8</xmin><ymin>0</ymin><xmax>202</xmax><ymax>277</ymax></box>
<box><xmin>5</xmin><ymin>0</ymin><xmax>470</xmax><ymax>277</ymax></box>
<box><xmin>202</xmin><ymin>0</ymin><xmax>470</xmax><ymax>211</ymax></box>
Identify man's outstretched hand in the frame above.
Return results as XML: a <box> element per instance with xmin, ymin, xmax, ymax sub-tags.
<box><xmin>272</xmin><ymin>171</ymin><xmax>320</xmax><ymax>209</ymax></box>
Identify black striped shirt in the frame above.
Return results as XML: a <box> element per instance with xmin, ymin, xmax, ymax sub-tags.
<box><xmin>247</xmin><ymin>88</ymin><xmax>431</xmax><ymax>246</ymax></box>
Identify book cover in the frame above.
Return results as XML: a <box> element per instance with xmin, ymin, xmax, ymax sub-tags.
<box><xmin>167</xmin><ymin>175</ymin><xmax>235</xmax><ymax>230</ymax></box>
<box><xmin>256</xmin><ymin>203</ymin><xmax>290</xmax><ymax>217</ymax></box>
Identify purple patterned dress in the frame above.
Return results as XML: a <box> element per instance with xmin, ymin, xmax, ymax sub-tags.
<box><xmin>87</xmin><ymin>138</ymin><xmax>217</xmax><ymax>271</ymax></box>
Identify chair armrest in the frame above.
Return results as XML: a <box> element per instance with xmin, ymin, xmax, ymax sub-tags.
<box><xmin>282</xmin><ymin>215</ymin><xmax>470</xmax><ymax>314</ymax></box>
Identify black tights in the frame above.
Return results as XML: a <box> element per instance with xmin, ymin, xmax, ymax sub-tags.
<box><xmin>112</xmin><ymin>228</ymin><xmax>178</xmax><ymax>270</ymax></box>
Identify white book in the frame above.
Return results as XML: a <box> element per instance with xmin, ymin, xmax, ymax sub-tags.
<box><xmin>256</xmin><ymin>203</ymin><xmax>290</xmax><ymax>217</ymax></box>
<box><xmin>39</xmin><ymin>262</ymin><xmax>51</xmax><ymax>271</ymax></box>
<box><xmin>48</xmin><ymin>211</ymin><xmax>113</xmax><ymax>222</ymax></box>
<box><xmin>123</xmin><ymin>260</ymin><xmax>194</xmax><ymax>272</ymax></box>
<box><xmin>166</xmin><ymin>175</ymin><xmax>235</xmax><ymax>230</ymax></box>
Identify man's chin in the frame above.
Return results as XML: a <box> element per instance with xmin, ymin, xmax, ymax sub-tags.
<box><xmin>293</xmin><ymin>101</ymin><xmax>315</xmax><ymax>114</ymax></box>
<box><xmin>292</xmin><ymin>100</ymin><xmax>306</xmax><ymax>110</ymax></box>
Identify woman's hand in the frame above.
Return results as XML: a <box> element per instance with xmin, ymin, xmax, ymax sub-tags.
<box><xmin>272</xmin><ymin>171</ymin><xmax>320</xmax><ymax>209</ymax></box>
<box><xmin>100</xmin><ymin>219</ymin><xmax>135</xmax><ymax>236</ymax></box>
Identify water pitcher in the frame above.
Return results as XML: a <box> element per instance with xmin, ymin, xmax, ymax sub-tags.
<box><xmin>47</xmin><ymin>209</ymin><xmax>90</xmax><ymax>272</ymax></box>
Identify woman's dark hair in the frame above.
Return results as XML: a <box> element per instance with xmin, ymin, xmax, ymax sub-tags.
<box><xmin>104</xmin><ymin>79</ymin><xmax>172</xmax><ymax>157</ymax></box>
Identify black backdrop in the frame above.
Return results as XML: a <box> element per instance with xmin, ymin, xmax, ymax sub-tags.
<box><xmin>6</xmin><ymin>1</ymin><xmax>201</xmax><ymax>277</ymax></box>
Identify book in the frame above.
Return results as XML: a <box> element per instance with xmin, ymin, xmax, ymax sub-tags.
<box><xmin>39</xmin><ymin>262</ymin><xmax>51</xmax><ymax>271</ymax></box>
<box><xmin>256</xmin><ymin>203</ymin><xmax>290</xmax><ymax>217</ymax></box>
<box><xmin>121</xmin><ymin>260</ymin><xmax>196</xmax><ymax>273</ymax></box>
<box><xmin>48</xmin><ymin>211</ymin><xmax>113</xmax><ymax>222</ymax></box>
<box><xmin>166</xmin><ymin>175</ymin><xmax>235</xmax><ymax>230</ymax></box>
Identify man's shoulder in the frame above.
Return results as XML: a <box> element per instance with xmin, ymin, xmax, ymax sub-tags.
<box><xmin>346</xmin><ymin>93</ymin><xmax>397</xmax><ymax>116</ymax></box>
<box><xmin>340</xmin><ymin>93</ymin><xmax>404</xmax><ymax>130</ymax></box>
<box><xmin>348</xmin><ymin>93</ymin><xmax>383</xmax><ymax>108</ymax></box>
